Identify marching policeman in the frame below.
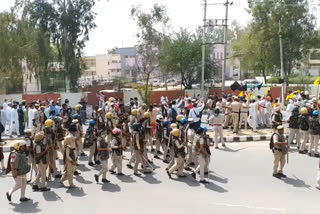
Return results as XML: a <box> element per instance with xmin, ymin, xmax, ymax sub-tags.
<box><xmin>271</xmin><ymin>126</ymin><xmax>288</xmax><ymax>178</ymax></box>
<box><xmin>60</xmin><ymin>135</ymin><xmax>77</xmax><ymax>188</ymax></box>
<box><xmin>94</xmin><ymin>135</ymin><xmax>111</xmax><ymax>183</ymax></box>
<box><xmin>109</xmin><ymin>128</ymin><xmax>124</xmax><ymax>175</ymax></box>
<box><xmin>288</xmin><ymin>107</ymin><xmax>300</xmax><ymax>147</ymax></box>
<box><xmin>84</xmin><ymin>119</ymin><xmax>98</xmax><ymax>166</ymax></box>
<box><xmin>298</xmin><ymin>107</ymin><xmax>309</xmax><ymax>154</ymax></box>
<box><xmin>308</xmin><ymin>110</ymin><xmax>320</xmax><ymax>157</ymax></box>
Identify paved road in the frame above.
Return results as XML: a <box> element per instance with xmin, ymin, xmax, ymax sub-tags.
<box><xmin>0</xmin><ymin>141</ymin><xmax>319</xmax><ymax>214</ymax></box>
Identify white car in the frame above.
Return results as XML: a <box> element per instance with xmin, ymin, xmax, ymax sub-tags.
<box><xmin>151</xmin><ymin>80</ymin><xmax>161</xmax><ymax>87</ymax></box>
<box><xmin>160</xmin><ymin>79</ymin><xmax>178</xmax><ymax>87</ymax></box>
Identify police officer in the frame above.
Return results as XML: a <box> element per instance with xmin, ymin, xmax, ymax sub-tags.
<box><xmin>308</xmin><ymin>110</ymin><xmax>320</xmax><ymax>157</ymax></box>
<box><xmin>192</xmin><ymin>127</ymin><xmax>212</xmax><ymax>184</ymax></box>
<box><xmin>231</xmin><ymin>96</ymin><xmax>241</xmax><ymax>133</ymax></box>
<box><xmin>298</xmin><ymin>107</ymin><xmax>309</xmax><ymax>154</ymax></box>
<box><xmin>33</xmin><ymin>132</ymin><xmax>51</xmax><ymax>192</ymax></box>
<box><xmin>161</xmin><ymin>120</ymin><xmax>171</xmax><ymax>163</ymax></box>
<box><xmin>94</xmin><ymin>135</ymin><xmax>111</xmax><ymax>183</ymax></box>
<box><xmin>6</xmin><ymin>141</ymin><xmax>31</xmax><ymax>202</ymax></box>
<box><xmin>271</xmin><ymin>126</ymin><xmax>288</xmax><ymax>178</ymax></box>
<box><xmin>49</xmin><ymin>110</ymin><xmax>64</xmax><ymax>155</ymax></box>
<box><xmin>272</xmin><ymin>107</ymin><xmax>282</xmax><ymax>131</ymax></box>
<box><xmin>154</xmin><ymin>115</ymin><xmax>164</xmax><ymax>159</ymax></box>
<box><xmin>185</xmin><ymin>118</ymin><xmax>196</xmax><ymax>167</ymax></box>
<box><xmin>239</xmin><ymin>98</ymin><xmax>249</xmax><ymax>129</ymax></box>
<box><xmin>288</xmin><ymin>107</ymin><xmax>300</xmax><ymax>147</ymax></box>
<box><xmin>97</xmin><ymin>108</ymin><xmax>105</xmax><ymax>136</ymax></box>
<box><xmin>105</xmin><ymin>112</ymin><xmax>114</xmax><ymax>145</ymax></box>
<box><xmin>166</xmin><ymin>123</ymin><xmax>178</xmax><ymax>170</ymax></box>
<box><xmin>85</xmin><ymin>119</ymin><xmax>98</xmax><ymax>166</ymax></box>
<box><xmin>208</xmin><ymin>108</ymin><xmax>225</xmax><ymax>149</ymax></box>
<box><xmin>167</xmin><ymin>128</ymin><xmax>186</xmax><ymax>178</ymax></box>
<box><xmin>60</xmin><ymin>135</ymin><xmax>77</xmax><ymax>188</ymax></box>
<box><xmin>109</xmin><ymin>128</ymin><xmax>124</xmax><ymax>175</ymax></box>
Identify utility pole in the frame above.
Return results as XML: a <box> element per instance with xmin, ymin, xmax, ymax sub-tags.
<box><xmin>279</xmin><ymin>20</ymin><xmax>285</xmax><ymax>107</ymax></box>
<box><xmin>221</xmin><ymin>0</ymin><xmax>229</xmax><ymax>95</ymax></box>
<box><xmin>201</xmin><ymin>0</ymin><xmax>207</xmax><ymax>94</ymax></box>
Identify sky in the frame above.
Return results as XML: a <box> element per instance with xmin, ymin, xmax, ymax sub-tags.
<box><xmin>0</xmin><ymin>0</ymin><xmax>318</xmax><ymax>56</ymax></box>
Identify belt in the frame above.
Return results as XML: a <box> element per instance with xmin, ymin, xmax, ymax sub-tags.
<box><xmin>232</xmin><ymin>112</ymin><xmax>239</xmax><ymax>113</ymax></box>
<box><xmin>213</xmin><ymin>124</ymin><xmax>222</xmax><ymax>126</ymax></box>
<box><xmin>240</xmin><ymin>112</ymin><xmax>248</xmax><ymax>113</ymax></box>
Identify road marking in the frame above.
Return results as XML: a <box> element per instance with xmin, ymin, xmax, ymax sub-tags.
<box><xmin>210</xmin><ymin>202</ymin><xmax>287</xmax><ymax>212</ymax></box>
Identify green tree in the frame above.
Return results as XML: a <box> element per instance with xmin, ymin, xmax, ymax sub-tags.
<box><xmin>159</xmin><ymin>28</ymin><xmax>216</xmax><ymax>88</ymax></box>
<box><xmin>15</xmin><ymin>0</ymin><xmax>97</xmax><ymax>91</ymax></box>
<box><xmin>130</xmin><ymin>4</ymin><xmax>170</xmax><ymax>104</ymax></box>
<box><xmin>239</xmin><ymin>0</ymin><xmax>318</xmax><ymax>84</ymax></box>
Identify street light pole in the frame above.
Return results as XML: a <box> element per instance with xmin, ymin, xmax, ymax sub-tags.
<box><xmin>201</xmin><ymin>0</ymin><xmax>207</xmax><ymax>94</ymax></box>
<box><xmin>222</xmin><ymin>0</ymin><xmax>229</xmax><ymax>95</ymax></box>
<box><xmin>279</xmin><ymin>20</ymin><xmax>285</xmax><ymax>107</ymax></box>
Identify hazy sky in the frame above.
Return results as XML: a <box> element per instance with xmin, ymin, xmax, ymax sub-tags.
<box><xmin>1</xmin><ymin>0</ymin><xmax>318</xmax><ymax>56</ymax></box>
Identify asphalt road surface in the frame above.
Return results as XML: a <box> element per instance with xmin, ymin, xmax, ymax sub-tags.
<box><xmin>0</xmin><ymin>141</ymin><xmax>319</xmax><ymax>214</ymax></box>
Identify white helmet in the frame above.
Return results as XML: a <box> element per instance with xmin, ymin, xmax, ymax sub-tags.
<box><xmin>156</xmin><ymin>115</ymin><xmax>163</xmax><ymax>121</ymax></box>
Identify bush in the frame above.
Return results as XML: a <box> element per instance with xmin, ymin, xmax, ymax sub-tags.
<box><xmin>267</xmin><ymin>77</ymin><xmax>280</xmax><ymax>84</ymax></box>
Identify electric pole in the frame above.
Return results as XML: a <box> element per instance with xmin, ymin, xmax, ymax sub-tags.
<box><xmin>221</xmin><ymin>0</ymin><xmax>229</xmax><ymax>95</ymax></box>
<box><xmin>201</xmin><ymin>0</ymin><xmax>207</xmax><ymax>94</ymax></box>
<box><xmin>279</xmin><ymin>20</ymin><xmax>285</xmax><ymax>107</ymax></box>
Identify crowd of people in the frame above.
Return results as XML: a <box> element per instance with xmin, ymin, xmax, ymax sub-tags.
<box><xmin>0</xmin><ymin>90</ymin><xmax>319</xmax><ymax>203</ymax></box>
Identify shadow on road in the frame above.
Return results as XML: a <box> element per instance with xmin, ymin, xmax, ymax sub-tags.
<box><xmin>142</xmin><ymin>173</ymin><xmax>162</xmax><ymax>184</ymax></box>
<box><xmin>220</xmin><ymin>146</ymin><xmax>247</xmax><ymax>153</ymax></box>
<box><xmin>75</xmin><ymin>175</ymin><xmax>93</xmax><ymax>184</ymax></box>
<box><xmin>10</xmin><ymin>201</ymin><xmax>41</xmax><ymax>213</ymax></box>
<box><xmin>66</xmin><ymin>187</ymin><xmax>86</xmax><ymax>197</ymax></box>
<box><xmin>116</xmin><ymin>174</ymin><xmax>136</xmax><ymax>183</ymax></box>
<box><xmin>205</xmin><ymin>182</ymin><xmax>228</xmax><ymax>193</ymax></box>
<box><xmin>99</xmin><ymin>183</ymin><xmax>121</xmax><ymax>192</ymax></box>
<box><xmin>42</xmin><ymin>190</ymin><xmax>63</xmax><ymax>202</ymax></box>
<box><xmin>282</xmin><ymin>175</ymin><xmax>311</xmax><ymax>189</ymax></box>
<box><xmin>77</xmin><ymin>164</ymin><xmax>91</xmax><ymax>172</ymax></box>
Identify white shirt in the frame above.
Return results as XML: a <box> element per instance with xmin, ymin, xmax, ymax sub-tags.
<box><xmin>209</xmin><ymin>114</ymin><xmax>225</xmax><ymax>125</ymax></box>
<box><xmin>188</xmin><ymin>103</ymin><xmax>205</xmax><ymax>123</ymax></box>
<box><xmin>6</xmin><ymin>106</ymin><xmax>12</xmax><ymax>121</ymax></box>
<box><xmin>11</xmin><ymin>108</ymin><xmax>18</xmax><ymax>121</ymax></box>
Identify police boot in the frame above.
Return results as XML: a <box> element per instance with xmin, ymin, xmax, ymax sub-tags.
<box><xmin>32</xmin><ymin>185</ymin><xmax>39</xmax><ymax>192</ymax></box>
<box><xmin>40</xmin><ymin>187</ymin><xmax>51</xmax><ymax>192</ymax></box>
<box><xmin>102</xmin><ymin>178</ymin><xmax>110</xmax><ymax>183</ymax></box>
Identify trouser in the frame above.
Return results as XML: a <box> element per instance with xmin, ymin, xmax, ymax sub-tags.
<box><xmin>186</xmin><ymin>145</ymin><xmax>198</xmax><ymax>166</ymax></box>
<box><xmin>133</xmin><ymin>150</ymin><xmax>147</xmax><ymax>173</ymax></box>
<box><xmin>162</xmin><ymin>139</ymin><xmax>169</xmax><ymax>159</ymax></box>
<box><xmin>110</xmin><ymin>153</ymin><xmax>122</xmax><ymax>174</ymax></box>
<box><xmin>60</xmin><ymin>161</ymin><xmax>76</xmax><ymax>186</ymax></box>
<box><xmin>309</xmin><ymin>134</ymin><xmax>319</xmax><ymax>154</ymax></box>
<box><xmin>8</xmin><ymin>121</ymin><xmax>19</xmax><ymax>136</ymax></box>
<box><xmin>224</xmin><ymin>114</ymin><xmax>232</xmax><ymax>128</ymax></box>
<box><xmin>167</xmin><ymin>148</ymin><xmax>175</xmax><ymax>169</ymax></box>
<box><xmin>9</xmin><ymin>175</ymin><xmax>27</xmax><ymax>199</ymax></box>
<box><xmin>28</xmin><ymin>157</ymin><xmax>38</xmax><ymax>177</ymax></box>
<box><xmin>239</xmin><ymin>113</ymin><xmax>248</xmax><ymax>129</ymax></box>
<box><xmin>5</xmin><ymin>120</ymin><xmax>11</xmax><ymax>135</ymax></box>
<box><xmin>260</xmin><ymin>109</ymin><xmax>266</xmax><ymax>125</ymax></box>
<box><xmin>106</xmin><ymin>134</ymin><xmax>112</xmax><ymax>144</ymax></box>
<box><xmin>80</xmin><ymin>110</ymin><xmax>86</xmax><ymax>125</ymax></box>
<box><xmin>48</xmin><ymin>149</ymin><xmax>58</xmax><ymax>175</ymax></box>
<box><xmin>232</xmin><ymin>113</ymin><xmax>239</xmax><ymax>132</ymax></box>
<box><xmin>145</xmin><ymin>133</ymin><xmax>153</xmax><ymax>147</ymax></box>
<box><xmin>122</xmin><ymin>137</ymin><xmax>130</xmax><ymax>150</ymax></box>
<box><xmin>24</xmin><ymin>121</ymin><xmax>28</xmax><ymax>130</ymax></box>
<box><xmin>194</xmin><ymin>154</ymin><xmax>210</xmax><ymax>180</ymax></box>
<box><xmin>273</xmin><ymin>150</ymin><xmax>286</xmax><ymax>174</ymax></box>
<box><xmin>162</xmin><ymin>105</ymin><xmax>167</xmax><ymax>117</ymax></box>
<box><xmin>168</xmin><ymin>156</ymin><xmax>184</xmax><ymax>176</ymax></box>
<box><xmin>98</xmin><ymin>160</ymin><xmax>108</xmax><ymax>179</ymax></box>
<box><xmin>19</xmin><ymin>120</ymin><xmax>24</xmax><ymax>136</ymax></box>
<box><xmin>76</xmin><ymin>138</ymin><xmax>84</xmax><ymax>155</ymax></box>
<box><xmin>154</xmin><ymin>139</ymin><xmax>162</xmax><ymax>155</ymax></box>
<box><xmin>34</xmin><ymin>162</ymin><xmax>48</xmax><ymax>188</ymax></box>
<box><xmin>88</xmin><ymin>142</ymin><xmax>96</xmax><ymax>162</ymax></box>
<box><xmin>288</xmin><ymin>128</ymin><xmax>300</xmax><ymax>146</ymax></box>
<box><xmin>265</xmin><ymin>113</ymin><xmax>271</xmax><ymax>128</ymax></box>
<box><xmin>57</xmin><ymin>141</ymin><xmax>64</xmax><ymax>155</ymax></box>
<box><xmin>214</xmin><ymin>126</ymin><xmax>224</xmax><ymax>146</ymax></box>
<box><xmin>300</xmin><ymin>130</ymin><xmax>309</xmax><ymax>151</ymax></box>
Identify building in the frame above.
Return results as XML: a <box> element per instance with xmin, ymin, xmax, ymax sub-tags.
<box><xmin>301</xmin><ymin>49</ymin><xmax>320</xmax><ymax>76</ymax></box>
<box><xmin>115</xmin><ymin>47</ymin><xmax>138</xmax><ymax>79</ymax></box>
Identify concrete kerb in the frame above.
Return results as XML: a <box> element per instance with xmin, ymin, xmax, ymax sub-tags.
<box><xmin>0</xmin><ymin>135</ymin><xmax>272</xmax><ymax>153</ymax></box>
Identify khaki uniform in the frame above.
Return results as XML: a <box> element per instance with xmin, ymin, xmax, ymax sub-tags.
<box><xmin>60</xmin><ymin>146</ymin><xmax>76</xmax><ymax>186</ymax></box>
<box><xmin>168</xmin><ymin>138</ymin><xmax>185</xmax><ymax>176</ymax></box>
<box><xmin>240</xmin><ymin>102</ymin><xmax>249</xmax><ymax>129</ymax></box>
<box><xmin>34</xmin><ymin>142</ymin><xmax>49</xmax><ymax>188</ymax></box>
<box><xmin>272</xmin><ymin>134</ymin><xmax>287</xmax><ymax>174</ymax></box>
<box><xmin>223</xmin><ymin>102</ymin><xmax>232</xmax><ymax>128</ymax></box>
<box><xmin>194</xmin><ymin>136</ymin><xmax>210</xmax><ymax>180</ymax></box>
<box><xmin>209</xmin><ymin>113</ymin><xmax>225</xmax><ymax>147</ymax></box>
<box><xmin>231</xmin><ymin>101</ymin><xmax>241</xmax><ymax>132</ymax></box>
<box><xmin>110</xmin><ymin>137</ymin><xmax>123</xmax><ymax>174</ymax></box>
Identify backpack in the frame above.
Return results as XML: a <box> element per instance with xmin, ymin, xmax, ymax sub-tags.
<box><xmin>170</xmin><ymin>108</ymin><xmax>177</xmax><ymax>122</ymax></box>
<box><xmin>84</xmin><ymin>126</ymin><xmax>94</xmax><ymax>148</ymax></box>
<box><xmin>269</xmin><ymin>133</ymin><xmax>279</xmax><ymax>150</ymax></box>
<box><xmin>299</xmin><ymin>116</ymin><xmax>309</xmax><ymax>131</ymax></box>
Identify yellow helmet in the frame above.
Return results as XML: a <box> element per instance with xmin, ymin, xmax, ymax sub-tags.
<box><xmin>170</xmin><ymin>123</ymin><xmax>177</xmax><ymax>129</ymax></box>
<box><xmin>45</xmin><ymin>119</ymin><xmax>53</xmax><ymax>127</ymax></box>
<box><xmin>176</xmin><ymin>114</ymin><xmax>184</xmax><ymax>122</ymax></box>
<box><xmin>108</xmin><ymin>97</ymin><xmax>114</xmax><ymax>102</ymax></box>
<box><xmin>98</xmin><ymin>108</ymin><xmax>103</xmax><ymax>113</ymax></box>
<box><xmin>171</xmin><ymin>128</ymin><xmax>180</xmax><ymax>137</ymax></box>
<box><xmin>34</xmin><ymin>132</ymin><xmax>44</xmax><ymax>142</ymax></box>
<box><xmin>14</xmin><ymin>141</ymin><xmax>26</xmax><ymax>151</ymax></box>
<box><xmin>300</xmin><ymin>107</ymin><xmax>308</xmax><ymax>115</ymax></box>
<box><xmin>24</xmin><ymin>129</ymin><xmax>32</xmax><ymax>136</ymax></box>
<box><xmin>144</xmin><ymin>112</ymin><xmax>150</xmax><ymax>119</ymax></box>
<box><xmin>64</xmin><ymin>136</ymin><xmax>73</xmax><ymax>147</ymax></box>
<box><xmin>75</xmin><ymin>104</ymin><xmax>82</xmax><ymax>111</ymax></box>
<box><xmin>106</xmin><ymin>112</ymin><xmax>112</xmax><ymax>119</ymax></box>
<box><xmin>142</xmin><ymin>103</ymin><xmax>147</xmax><ymax>108</ymax></box>
<box><xmin>131</xmin><ymin>109</ymin><xmax>137</xmax><ymax>116</ymax></box>
<box><xmin>72</xmin><ymin>119</ymin><xmax>79</xmax><ymax>124</ymax></box>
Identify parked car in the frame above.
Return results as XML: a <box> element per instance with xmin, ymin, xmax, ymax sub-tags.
<box><xmin>160</xmin><ymin>79</ymin><xmax>178</xmax><ymax>87</ymax></box>
<box><xmin>151</xmin><ymin>79</ymin><xmax>161</xmax><ymax>87</ymax></box>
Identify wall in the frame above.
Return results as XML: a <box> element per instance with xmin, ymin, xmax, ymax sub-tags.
<box><xmin>22</xmin><ymin>93</ymin><xmax>61</xmax><ymax>104</ymax></box>
<box><xmin>151</xmin><ymin>90</ymin><xmax>185</xmax><ymax>104</ymax></box>
<box><xmin>123</xmin><ymin>89</ymin><xmax>142</xmax><ymax>104</ymax></box>
<box><xmin>60</xmin><ymin>92</ymin><xmax>85</xmax><ymax>107</ymax></box>
<box><xmin>87</xmin><ymin>91</ymin><xmax>123</xmax><ymax>105</ymax></box>
<box><xmin>0</xmin><ymin>94</ymin><xmax>23</xmax><ymax>105</ymax></box>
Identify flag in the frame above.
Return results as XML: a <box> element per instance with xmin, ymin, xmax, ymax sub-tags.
<box><xmin>314</xmin><ymin>77</ymin><xmax>320</xmax><ymax>86</ymax></box>
<box><xmin>257</xmin><ymin>83</ymin><xmax>263</xmax><ymax>90</ymax></box>
<box><xmin>266</xmin><ymin>87</ymin><xmax>270</xmax><ymax>95</ymax></box>
<box><xmin>238</xmin><ymin>91</ymin><xmax>244</xmax><ymax>97</ymax></box>
<box><xmin>286</xmin><ymin>92</ymin><xmax>294</xmax><ymax>101</ymax></box>
<box><xmin>230</xmin><ymin>81</ymin><xmax>240</xmax><ymax>91</ymax></box>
